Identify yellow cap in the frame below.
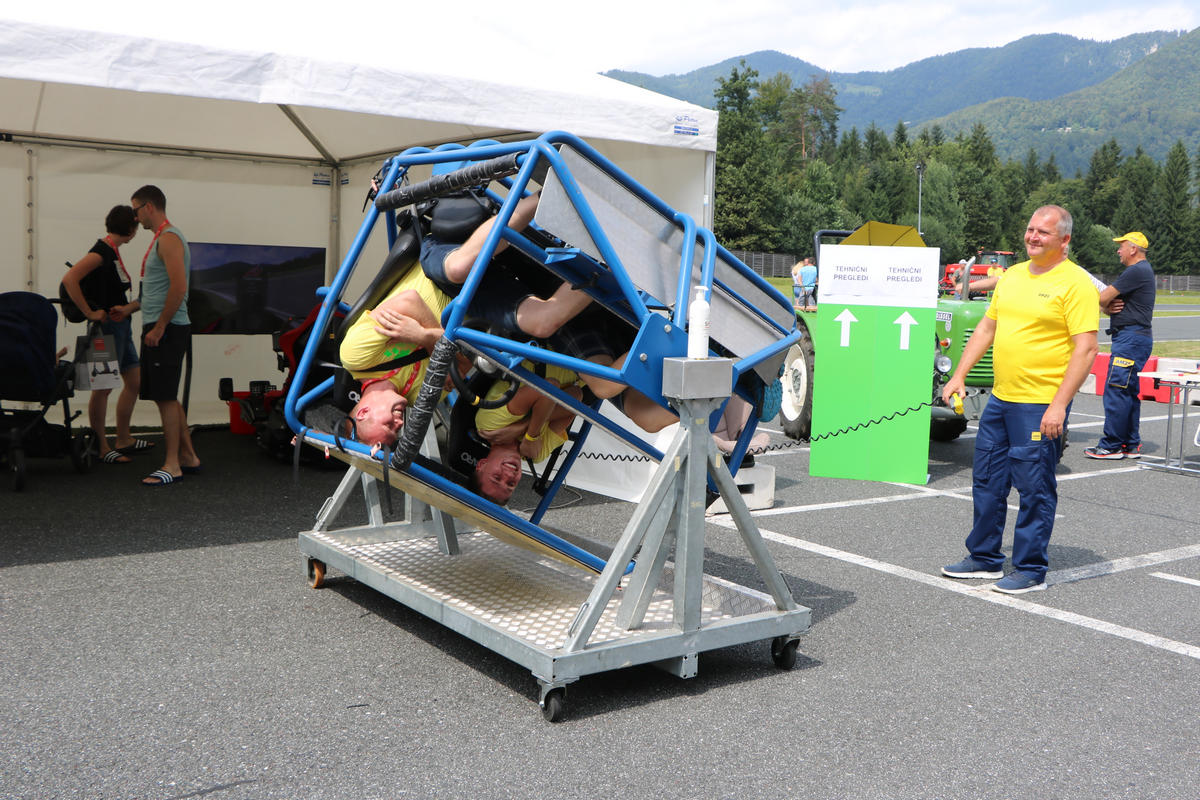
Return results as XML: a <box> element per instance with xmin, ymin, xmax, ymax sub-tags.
<box><xmin>1113</xmin><ymin>231</ymin><xmax>1149</xmax><ymax>249</ymax></box>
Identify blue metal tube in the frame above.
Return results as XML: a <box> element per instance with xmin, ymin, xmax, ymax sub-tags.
<box><xmin>285</xmin><ymin>157</ymin><xmax>403</xmax><ymax>433</ymax></box>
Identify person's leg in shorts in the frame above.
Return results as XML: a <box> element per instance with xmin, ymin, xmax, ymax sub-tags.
<box><xmin>549</xmin><ymin>311</ymin><xmax>678</xmax><ymax>434</ymax></box>
<box><xmin>91</xmin><ymin>319</ymin><xmax>138</xmax><ymax>462</ymax></box>
<box><xmin>140</xmin><ymin>323</ymin><xmax>200</xmax><ymax>483</ymax></box>
<box><xmin>108</xmin><ymin>317</ymin><xmax>142</xmax><ymax>453</ymax></box>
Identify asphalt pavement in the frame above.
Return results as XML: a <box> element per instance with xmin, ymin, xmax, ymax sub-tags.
<box><xmin>1098</xmin><ymin>310</ymin><xmax>1199</xmax><ymax>344</ymax></box>
<box><xmin>2</xmin><ymin>392</ymin><xmax>1198</xmax><ymax>800</ymax></box>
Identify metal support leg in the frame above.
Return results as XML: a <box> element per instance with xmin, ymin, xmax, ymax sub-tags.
<box><xmin>562</xmin><ymin>427</ymin><xmax>689</xmax><ymax>653</ymax></box>
<box><xmin>314</xmin><ymin>465</ymin><xmax>366</xmax><ymax>531</ymax></box>
<box><xmin>707</xmin><ymin>444</ymin><xmax>798</xmax><ymax>611</ymax></box>
<box><xmin>361</xmin><ymin>471</ymin><xmax>383</xmax><ymax>526</ymax></box>
<box><xmin>615</xmin><ymin>488</ymin><xmax>679</xmax><ymax>629</ymax></box>
<box><xmin>674</xmin><ymin>396</ymin><xmax>722</xmax><ymax>632</ymax></box>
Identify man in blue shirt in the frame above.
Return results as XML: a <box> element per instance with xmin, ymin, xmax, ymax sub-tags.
<box><xmin>1084</xmin><ymin>231</ymin><xmax>1156</xmax><ymax>459</ymax></box>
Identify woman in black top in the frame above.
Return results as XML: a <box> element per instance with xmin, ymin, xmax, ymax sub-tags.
<box><xmin>61</xmin><ymin>205</ymin><xmax>147</xmax><ymax>463</ymax></box>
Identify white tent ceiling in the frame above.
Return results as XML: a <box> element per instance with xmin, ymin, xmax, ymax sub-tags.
<box><xmin>0</xmin><ymin>18</ymin><xmax>717</xmax><ymax>166</ymax></box>
<box><xmin>0</xmin><ymin>18</ymin><xmax>719</xmax><ymax>425</ymax></box>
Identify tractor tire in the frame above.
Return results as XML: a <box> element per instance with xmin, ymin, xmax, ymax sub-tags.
<box><xmin>779</xmin><ymin>336</ymin><xmax>815</xmax><ymax>441</ymax></box>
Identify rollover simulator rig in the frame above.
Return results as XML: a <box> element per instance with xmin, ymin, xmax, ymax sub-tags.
<box><xmin>286</xmin><ymin>132</ymin><xmax>811</xmax><ymax>720</ymax></box>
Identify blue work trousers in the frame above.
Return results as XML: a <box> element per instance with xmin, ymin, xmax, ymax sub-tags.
<box><xmin>1097</xmin><ymin>328</ymin><xmax>1153</xmax><ymax>451</ymax></box>
<box><xmin>965</xmin><ymin>396</ymin><xmax>1067</xmax><ymax>580</ymax></box>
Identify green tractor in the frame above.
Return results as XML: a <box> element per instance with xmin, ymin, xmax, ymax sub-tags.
<box><xmin>773</xmin><ymin>228</ymin><xmax>994</xmax><ymax>444</ymax></box>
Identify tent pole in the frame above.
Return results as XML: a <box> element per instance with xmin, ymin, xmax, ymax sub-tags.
<box><xmin>23</xmin><ymin>146</ymin><xmax>37</xmax><ymax>291</ymax></box>
<box><xmin>328</xmin><ymin>166</ymin><xmax>342</xmax><ymax>283</ymax></box>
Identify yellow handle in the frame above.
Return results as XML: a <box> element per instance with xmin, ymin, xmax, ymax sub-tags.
<box><xmin>952</xmin><ymin>392</ymin><xmax>964</xmax><ymax>415</ymax></box>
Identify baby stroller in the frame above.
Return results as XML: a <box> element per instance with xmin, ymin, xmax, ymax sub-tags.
<box><xmin>0</xmin><ymin>291</ymin><xmax>97</xmax><ymax>490</ymax></box>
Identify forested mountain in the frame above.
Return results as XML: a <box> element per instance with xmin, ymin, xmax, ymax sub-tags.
<box><xmin>927</xmin><ymin>27</ymin><xmax>1200</xmax><ymax>175</ymax></box>
<box><xmin>604</xmin><ymin>30</ymin><xmax>1191</xmax><ymax>174</ymax></box>
<box><xmin>608</xmin><ymin>28</ymin><xmax>1200</xmax><ymax>274</ymax></box>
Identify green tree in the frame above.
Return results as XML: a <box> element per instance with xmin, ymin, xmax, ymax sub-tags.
<box><xmin>1111</xmin><ymin>149</ymin><xmax>1160</xmax><ymax>237</ymax></box>
<box><xmin>965</xmin><ymin>123</ymin><xmax>998</xmax><ymax>174</ymax></box>
<box><xmin>1083</xmin><ymin>138</ymin><xmax>1122</xmax><ymax>226</ymax></box>
<box><xmin>780</xmin><ymin>160</ymin><xmax>858</xmax><ymax>256</ymax></box>
<box><xmin>1043</xmin><ymin>153</ymin><xmax>1061</xmax><ymax>184</ymax></box>
<box><xmin>864</xmin><ymin>123</ymin><xmax>892</xmax><ymax>163</ymax></box>
<box><xmin>1021</xmin><ymin>148</ymin><xmax>1044</xmax><ymax>194</ymax></box>
<box><xmin>1151</xmin><ymin>140</ymin><xmax>1192</xmax><ymax>274</ymax></box>
<box><xmin>764</xmin><ymin>73</ymin><xmax>842</xmax><ymax>174</ymax></box>
<box><xmin>712</xmin><ymin>63</ymin><xmax>784</xmax><ymax>250</ymax></box>
<box><xmin>955</xmin><ymin>164</ymin><xmax>1004</xmax><ymax>253</ymax></box>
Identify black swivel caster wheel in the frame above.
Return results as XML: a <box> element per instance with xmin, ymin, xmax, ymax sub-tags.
<box><xmin>541</xmin><ymin>688</ymin><xmax>566</xmax><ymax>722</ymax></box>
<box><xmin>771</xmin><ymin>636</ymin><xmax>799</xmax><ymax>670</ymax></box>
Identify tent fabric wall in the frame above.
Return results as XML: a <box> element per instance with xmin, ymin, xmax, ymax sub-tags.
<box><xmin>0</xmin><ymin>19</ymin><xmax>718</xmax><ymax>425</ymax></box>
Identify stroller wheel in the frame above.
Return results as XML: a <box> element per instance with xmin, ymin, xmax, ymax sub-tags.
<box><xmin>9</xmin><ymin>446</ymin><xmax>26</xmax><ymax>491</ymax></box>
<box><xmin>71</xmin><ymin>428</ymin><xmax>97</xmax><ymax>474</ymax></box>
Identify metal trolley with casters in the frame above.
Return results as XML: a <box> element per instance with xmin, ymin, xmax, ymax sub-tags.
<box><xmin>299</xmin><ymin>360</ymin><xmax>810</xmax><ymax>721</ymax></box>
<box><xmin>288</xmin><ymin>133</ymin><xmax>810</xmax><ymax>720</ymax></box>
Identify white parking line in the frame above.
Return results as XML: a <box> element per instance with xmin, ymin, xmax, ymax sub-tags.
<box><xmin>1049</xmin><ymin>545</ymin><xmax>1200</xmax><ymax>585</ymax></box>
<box><xmin>734</xmin><ymin>465</ymin><xmax>1141</xmax><ymax>521</ymax></box>
<box><xmin>710</xmin><ymin>519</ymin><xmax>1200</xmax><ymax>662</ymax></box>
<box><xmin>1151</xmin><ymin>572</ymin><xmax>1200</xmax><ymax>588</ymax></box>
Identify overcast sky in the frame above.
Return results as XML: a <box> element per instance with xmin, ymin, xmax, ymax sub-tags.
<box><xmin>5</xmin><ymin>0</ymin><xmax>1198</xmax><ymax>76</ymax></box>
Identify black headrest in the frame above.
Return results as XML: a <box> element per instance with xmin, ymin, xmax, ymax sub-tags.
<box><xmin>429</xmin><ymin>192</ymin><xmax>494</xmax><ymax>244</ymax></box>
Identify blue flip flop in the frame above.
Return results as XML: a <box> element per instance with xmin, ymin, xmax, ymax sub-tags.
<box><xmin>181</xmin><ymin>464</ymin><xmax>203</xmax><ymax>475</ymax></box>
<box><xmin>119</xmin><ymin>438</ymin><xmax>157</xmax><ymax>454</ymax></box>
<box><xmin>143</xmin><ymin>469</ymin><xmax>182</xmax><ymax>487</ymax></box>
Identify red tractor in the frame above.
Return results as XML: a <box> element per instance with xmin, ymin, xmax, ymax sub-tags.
<box><xmin>939</xmin><ymin>250</ymin><xmax>1014</xmax><ymax>295</ymax></box>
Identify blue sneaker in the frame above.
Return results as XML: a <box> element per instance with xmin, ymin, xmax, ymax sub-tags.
<box><xmin>991</xmin><ymin>571</ymin><xmax>1046</xmax><ymax>594</ymax></box>
<box><xmin>1122</xmin><ymin>444</ymin><xmax>1142</xmax><ymax>459</ymax></box>
<box><xmin>941</xmin><ymin>557</ymin><xmax>1003</xmax><ymax>579</ymax></box>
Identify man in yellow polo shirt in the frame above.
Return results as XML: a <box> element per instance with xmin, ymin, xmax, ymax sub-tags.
<box><xmin>939</xmin><ymin>205</ymin><xmax>1099</xmax><ymax>594</ymax></box>
<box><xmin>339</xmin><ymin>266</ymin><xmax>451</xmax><ymax>448</ymax></box>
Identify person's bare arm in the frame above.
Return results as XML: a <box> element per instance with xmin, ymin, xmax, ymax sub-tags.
<box><xmin>61</xmin><ymin>252</ymin><xmax>105</xmax><ymax>321</ymax></box>
<box><xmin>441</xmin><ymin>193</ymin><xmax>540</xmax><ymax>284</ymax></box>
<box><xmin>144</xmin><ymin>233</ymin><xmax>187</xmax><ymax>347</ymax></box>
<box><xmin>941</xmin><ymin>315</ymin><xmax>996</xmax><ymax>405</ymax></box>
<box><xmin>369</xmin><ymin>290</ymin><xmax>443</xmax><ymax>350</ymax></box>
<box><xmin>1098</xmin><ymin>285</ymin><xmax>1124</xmax><ymax>315</ymax></box>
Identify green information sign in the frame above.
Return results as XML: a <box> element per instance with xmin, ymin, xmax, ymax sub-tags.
<box><xmin>810</xmin><ymin>243</ymin><xmax>941</xmax><ymax>484</ymax></box>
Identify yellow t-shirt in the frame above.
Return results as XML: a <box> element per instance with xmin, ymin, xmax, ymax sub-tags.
<box><xmin>474</xmin><ymin>364</ymin><xmax>578</xmax><ymax>463</ymax></box>
<box><xmin>339</xmin><ymin>266</ymin><xmax>451</xmax><ymax>404</ymax></box>
<box><xmin>986</xmin><ymin>259</ymin><xmax>1099</xmax><ymax>403</ymax></box>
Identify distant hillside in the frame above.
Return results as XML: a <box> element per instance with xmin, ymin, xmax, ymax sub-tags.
<box><xmin>604</xmin><ymin>30</ymin><xmax>1188</xmax><ymax>172</ymax></box>
<box><xmin>926</xmin><ymin>26</ymin><xmax>1200</xmax><ymax>173</ymax></box>
<box><xmin>606</xmin><ymin>50</ymin><xmax>824</xmax><ymax>111</ymax></box>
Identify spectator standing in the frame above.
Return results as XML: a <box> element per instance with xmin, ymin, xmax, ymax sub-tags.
<box><xmin>132</xmin><ymin>185</ymin><xmax>201</xmax><ymax>486</ymax></box>
<box><xmin>1085</xmin><ymin>232</ymin><xmax>1157</xmax><ymax>459</ymax></box>
<box><xmin>939</xmin><ymin>205</ymin><xmax>1099</xmax><ymax>594</ymax></box>
<box><xmin>60</xmin><ymin>205</ymin><xmax>146</xmax><ymax>464</ymax></box>
<box><xmin>797</xmin><ymin>257</ymin><xmax>818</xmax><ymax>310</ymax></box>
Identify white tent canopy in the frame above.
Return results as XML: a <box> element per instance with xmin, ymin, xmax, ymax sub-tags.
<box><xmin>0</xmin><ymin>19</ymin><xmax>717</xmax><ymax>425</ymax></box>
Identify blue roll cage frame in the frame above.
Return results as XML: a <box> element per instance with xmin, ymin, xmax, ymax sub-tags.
<box><xmin>283</xmin><ymin>131</ymin><xmax>798</xmax><ymax>565</ymax></box>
